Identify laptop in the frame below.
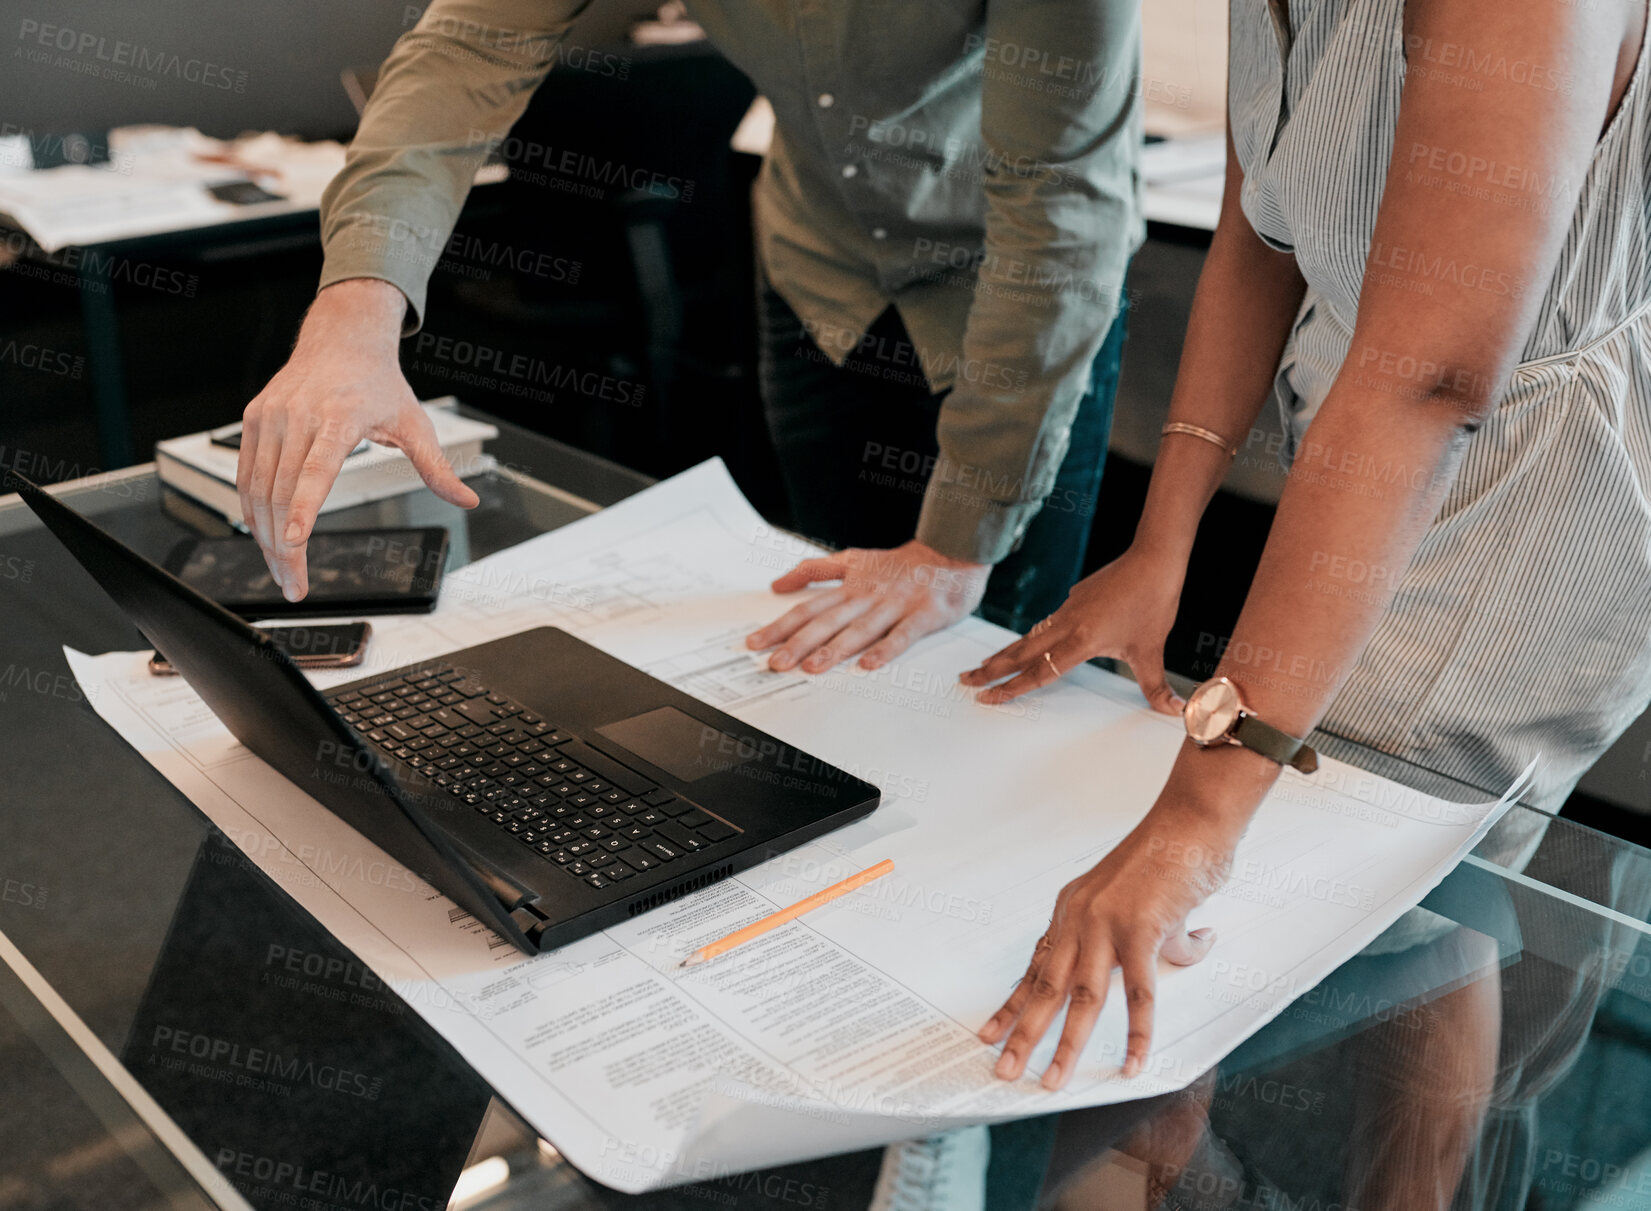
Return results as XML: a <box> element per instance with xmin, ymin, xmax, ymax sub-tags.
<box><xmin>13</xmin><ymin>472</ymin><xmax>880</xmax><ymax>954</ymax></box>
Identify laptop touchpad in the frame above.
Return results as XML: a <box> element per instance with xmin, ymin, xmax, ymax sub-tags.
<box><xmin>597</xmin><ymin>706</ymin><xmax>755</xmax><ymax>783</ymax></box>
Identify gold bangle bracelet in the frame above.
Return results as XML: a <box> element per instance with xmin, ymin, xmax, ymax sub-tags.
<box><xmin>1161</xmin><ymin>421</ymin><xmax>1238</xmax><ymax>459</ymax></box>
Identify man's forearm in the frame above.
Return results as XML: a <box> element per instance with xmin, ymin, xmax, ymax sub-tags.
<box><xmin>319</xmin><ymin>0</ymin><xmax>587</xmax><ymax>330</ymax></box>
<box><xmin>299</xmin><ymin>279</ymin><xmax>408</xmax><ymax>356</ymax></box>
<box><xmin>916</xmin><ymin>0</ymin><xmax>1142</xmax><ymax>566</ymax></box>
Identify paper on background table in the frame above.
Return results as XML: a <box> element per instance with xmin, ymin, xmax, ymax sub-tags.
<box><xmin>65</xmin><ymin>460</ymin><xmax>1526</xmax><ymax>1193</ymax></box>
<box><xmin>0</xmin><ymin>127</ymin><xmax>342</xmax><ymax>252</ymax></box>
<box><xmin>0</xmin><ymin>126</ymin><xmax>506</xmax><ymax>252</ymax></box>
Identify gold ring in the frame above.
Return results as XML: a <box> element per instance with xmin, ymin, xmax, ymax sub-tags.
<box><xmin>1042</xmin><ymin>651</ymin><xmax>1060</xmax><ymax>678</ymax></box>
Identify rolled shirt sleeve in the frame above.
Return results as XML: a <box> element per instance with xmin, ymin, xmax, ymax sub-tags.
<box><xmin>915</xmin><ymin>2</ymin><xmax>1142</xmax><ymax>564</ymax></box>
<box><xmin>318</xmin><ymin>0</ymin><xmax>592</xmax><ymax>332</ymax></box>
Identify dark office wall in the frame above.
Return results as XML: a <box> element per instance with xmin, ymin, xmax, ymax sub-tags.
<box><xmin>0</xmin><ymin>0</ymin><xmax>661</xmax><ymax>142</ymax></box>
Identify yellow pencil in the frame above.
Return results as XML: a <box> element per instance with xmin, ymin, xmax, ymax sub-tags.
<box><xmin>679</xmin><ymin>859</ymin><xmax>895</xmax><ymax>968</ymax></box>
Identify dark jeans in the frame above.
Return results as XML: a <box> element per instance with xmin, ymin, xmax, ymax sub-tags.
<box><xmin>756</xmin><ymin>281</ymin><xmax>1127</xmax><ymax>634</ymax></box>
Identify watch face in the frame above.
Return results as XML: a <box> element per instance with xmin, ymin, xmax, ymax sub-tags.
<box><xmin>1185</xmin><ymin>678</ymin><xmax>1242</xmax><ymax>745</ymax></box>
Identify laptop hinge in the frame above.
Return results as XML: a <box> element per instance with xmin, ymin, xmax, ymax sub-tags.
<box><xmin>510</xmin><ymin>904</ymin><xmax>551</xmax><ymax>938</ymax></box>
<box><xmin>444</xmin><ymin>838</ymin><xmax>534</xmax><ymax>913</ymax></box>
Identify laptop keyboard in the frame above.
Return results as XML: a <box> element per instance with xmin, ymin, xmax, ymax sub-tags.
<box><xmin>323</xmin><ymin>666</ymin><xmax>739</xmax><ymax>892</ymax></box>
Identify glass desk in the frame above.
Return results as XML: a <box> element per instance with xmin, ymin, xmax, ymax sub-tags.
<box><xmin>1</xmin><ymin>408</ymin><xmax>1647</xmax><ymax>1211</ymax></box>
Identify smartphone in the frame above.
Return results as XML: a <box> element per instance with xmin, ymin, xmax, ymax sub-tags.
<box><xmin>149</xmin><ymin>622</ymin><xmax>371</xmax><ymax>676</ymax></box>
<box><xmin>207</xmin><ymin>180</ymin><xmax>287</xmax><ymax>205</ymax></box>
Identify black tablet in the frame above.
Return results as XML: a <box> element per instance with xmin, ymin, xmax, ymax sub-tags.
<box><xmin>163</xmin><ymin>527</ymin><xmax>450</xmax><ymax>617</ymax></box>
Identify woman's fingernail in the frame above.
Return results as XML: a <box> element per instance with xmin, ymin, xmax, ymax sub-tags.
<box><xmin>284</xmin><ymin>522</ymin><xmax>303</xmax><ymax>544</ymax></box>
<box><xmin>979</xmin><ymin>1015</ymin><xmax>1000</xmax><ymax>1039</ymax></box>
<box><xmin>771</xmin><ymin>650</ymin><xmax>794</xmax><ymax>670</ymax></box>
<box><xmin>1041</xmin><ymin>1062</ymin><xmax>1063</xmax><ymax>1090</ymax></box>
<box><xmin>1189</xmin><ymin>928</ymin><xmax>1216</xmax><ymax>942</ymax></box>
<box><xmin>994</xmin><ymin>1050</ymin><xmax>1018</xmax><ymax>1080</ymax></box>
<box><xmin>283</xmin><ymin>582</ymin><xmax>301</xmax><ymax>603</ymax></box>
<box><xmin>1123</xmin><ymin>1056</ymin><xmax>1142</xmax><ymax>1078</ymax></box>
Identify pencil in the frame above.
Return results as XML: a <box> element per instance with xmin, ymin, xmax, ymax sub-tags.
<box><xmin>678</xmin><ymin>859</ymin><xmax>895</xmax><ymax>968</ymax></box>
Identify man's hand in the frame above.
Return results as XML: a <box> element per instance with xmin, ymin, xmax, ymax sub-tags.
<box><xmin>238</xmin><ymin>279</ymin><xmax>479</xmax><ymax>601</ymax></box>
<box><xmin>746</xmin><ymin>540</ymin><xmax>989</xmax><ymax>673</ymax></box>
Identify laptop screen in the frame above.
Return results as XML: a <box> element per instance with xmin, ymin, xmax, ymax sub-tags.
<box><xmin>8</xmin><ymin>471</ymin><xmax>527</xmax><ymax>948</ymax></box>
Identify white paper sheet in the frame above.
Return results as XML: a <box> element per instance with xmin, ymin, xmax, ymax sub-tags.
<box><xmin>65</xmin><ymin>460</ymin><xmax>1526</xmax><ymax>1192</ymax></box>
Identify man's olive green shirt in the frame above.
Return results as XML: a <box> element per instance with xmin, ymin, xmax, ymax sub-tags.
<box><xmin>320</xmin><ymin>0</ymin><xmax>1144</xmax><ymax>563</ymax></box>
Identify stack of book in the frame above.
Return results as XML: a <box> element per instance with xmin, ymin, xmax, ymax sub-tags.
<box><xmin>155</xmin><ymin>397</ymin><xmax>497</xmax><ymax>528</ymax></box>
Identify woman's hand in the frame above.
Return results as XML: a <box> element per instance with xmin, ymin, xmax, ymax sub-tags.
<box><xmin>960</xmin><ymin>545</ymin><xmax>1186</xmax><ymax>712</ymax></box>
<box><xmin>979</xmin><ymin>798</ymin><xmax>1238</xmax><ymax>1090</ymax></box>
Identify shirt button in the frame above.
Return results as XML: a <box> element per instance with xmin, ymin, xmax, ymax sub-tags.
<box><xmin>817</xmin><ymin>93</ymin><xmax>835</xmax><ymax>108</ymax></box>
<box><xmin>841</xmin><ymin>164</ymin><xmax>858</xmax><ymax>179</ymax></box>
<box><xmin>871</xmin><ymin>227</ymin><xmax>887</xmax><ymax>240</ymax></box>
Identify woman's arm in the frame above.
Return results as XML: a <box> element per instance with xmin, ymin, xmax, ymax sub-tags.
<box><xmin>961</xmin><ymin>133</ymin><xmax>1306</xmax><ymax>707</ymax></box>
<box><xmin>1136</xmin><ymin>133</ymin><xmax>1306</xmax><ymax>565</ymax></box>
<box><xmin>1213</xmin><ymin>0</ymin><xmax>1639</xmax><ymax>740</ymax></box>
<box><xmin>985</xmin><ymin>0</ymin><xmax>1641</xmax><ymax>1089</ymax></box>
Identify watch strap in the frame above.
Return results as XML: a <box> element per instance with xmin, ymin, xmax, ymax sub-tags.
<box><xmin>1232</xmin><ymin>714</ymin><xmax>1319</xmax><ymax>774</ymax></box>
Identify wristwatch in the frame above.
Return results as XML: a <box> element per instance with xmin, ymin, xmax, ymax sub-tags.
<box><xmin>1182</xmin><ymin>676</ymin><xmax>1318</xmax><ymax>774</ymax></box>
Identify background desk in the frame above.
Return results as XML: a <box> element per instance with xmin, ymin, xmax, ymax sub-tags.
<box><xmin>1</xmin><ymin>409</ymin><xmax>1649</xmax><ymax>1210</ymax></box>
<box><xmin>0</xmin><ymin>152</ymin><xmax>509</xmax><ymax>471</ymax></box>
